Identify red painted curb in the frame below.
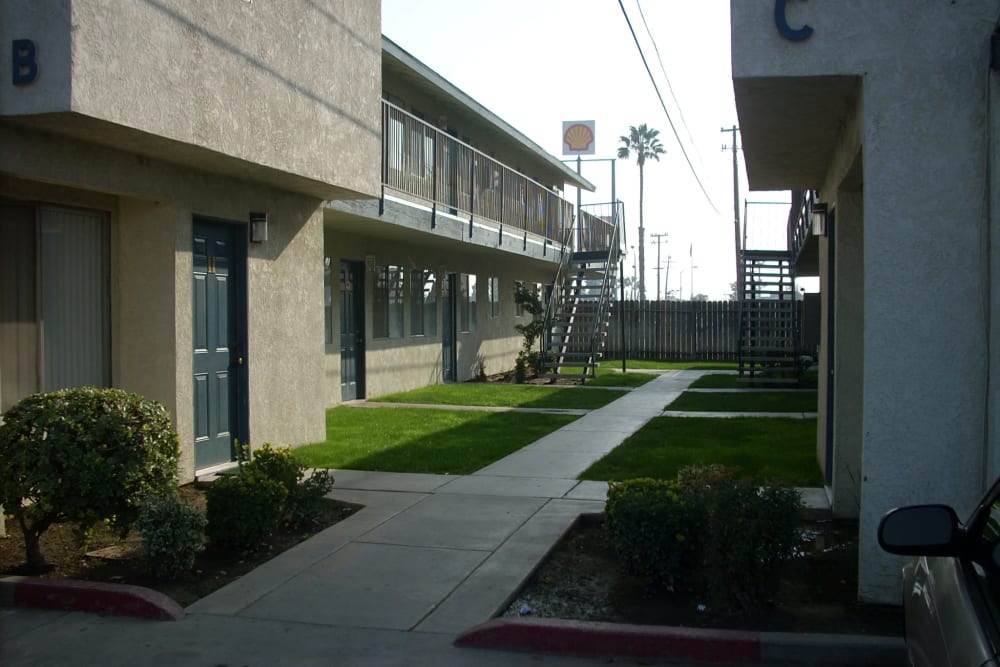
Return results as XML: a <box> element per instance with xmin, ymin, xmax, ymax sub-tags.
<box><xmin>0</xmin><ymin>576</ymin><xmax>183</xmax><ymax>621</ymax></box>
<box><xmin>455</xmin><ymin>617</ymin><xmax>762</xmax><ymax>663</ymax></box>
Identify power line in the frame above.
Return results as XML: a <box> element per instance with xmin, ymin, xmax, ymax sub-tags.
<box><xmin>635</xmin><ymin>0</ymin><xmax>704</xmax><ymax>173</ymax></box>
<box><xmin>618</xmin><ymin>0</ymin><xmax>722</xmax><ymax>217</ymax></box>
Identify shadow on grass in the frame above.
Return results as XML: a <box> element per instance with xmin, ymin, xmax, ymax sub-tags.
<box><xmin>667</xmin><ymin>391</ymin><xmax>818</xmax><ymax>413</ymax></box>
<box><xmin>580</xmin><ymin>416</ymin><xmax>822</xmax><ymax>486</ymax></box>
<box><xmin>371</xmin><ymin>384</ymin><xmax>625</xmax><ymax>410</ymax></box>
<box><xmin>294</xmin><ymin>406</ymin><xmax>579</xmax><ymax>475</ymax></box>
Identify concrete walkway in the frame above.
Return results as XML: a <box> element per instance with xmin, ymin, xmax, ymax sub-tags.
<box><xmin>1</xmin><ymin>371</ymin><xmax>899</xmax><ymax>666</ymax></box>
<box><xmin>183</xmin><ymin>371</ymin><xmax>701</xmax><ymax>636</ymax></box>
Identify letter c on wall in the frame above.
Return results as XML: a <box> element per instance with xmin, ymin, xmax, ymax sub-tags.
<box><xmin>774</xmin><ymin>0</ymin><xmax>814</xmax><ymax>42</ymax></box>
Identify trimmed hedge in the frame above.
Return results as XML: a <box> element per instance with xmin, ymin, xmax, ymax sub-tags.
<box><xmin>205</xmin><ymin>442</ymin><xmax>335</xmax><ymax>549</ymax></box>
<box><xmin>604</xmin><ymin>465</ymin><xmax>802</xmax><ymax>612</ymax></box>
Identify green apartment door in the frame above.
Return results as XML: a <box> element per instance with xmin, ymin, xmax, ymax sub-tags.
<box><xmin>441</xmin><ymin>273</ymin><xmax>457</xmax><ymax>382</ymax></box>
<box><xmin>340</xmin><ymin>260</ymin><xmax>365</xmax><ymax>400</ymax></box>
<box><xmin>192</xmin><ymin>220</ymin><xmax>248</xmax><ymax>469</ymax></box>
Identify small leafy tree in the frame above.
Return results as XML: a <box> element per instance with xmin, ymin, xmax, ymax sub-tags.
<box><xmin>514</xmin><ymin>282</ymin><xmax>546</xmax><ymax>382</ymax></box>
<box><xmin>0</xmin><ymin>388</ymin><xmax>180</xmax><ymax>567</ymax></box>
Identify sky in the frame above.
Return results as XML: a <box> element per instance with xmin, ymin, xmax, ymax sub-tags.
<box><xmin>381</xmin><ymin>0</ymin><xmax>787</xmax><ymax>300</ymax></box>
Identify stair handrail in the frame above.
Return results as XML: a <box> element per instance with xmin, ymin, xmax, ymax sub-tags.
<box><xmin>541</xmin><ymin>213</ymin><xmax>577</xmax><ymax>367</ymax></box>
<box><xmin>585</xmin><ymin>205</ymin><xmax>623</xmax><ymax>379</ymax></box>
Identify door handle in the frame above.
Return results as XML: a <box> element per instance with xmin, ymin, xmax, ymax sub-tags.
<box><xmin>235</xmin><ymin>356</ymin><xmax>245</xmax><ymax>366</ymax></box>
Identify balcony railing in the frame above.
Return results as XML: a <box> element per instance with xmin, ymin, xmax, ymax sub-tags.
<box><xmin>578</xmin><ymin>202</ymin><xmax>625</xmax><ymax>256</ymax></box>
<box><xmin>383</xmin><ymin>100</ymin><xmax>588</xmax><ymax>248</ymax></box>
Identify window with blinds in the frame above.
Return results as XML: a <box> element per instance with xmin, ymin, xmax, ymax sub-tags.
<box><xmin>0</xmin><ymin>203</ymin><xmax>110</xmax><ymax>412</ymax></box>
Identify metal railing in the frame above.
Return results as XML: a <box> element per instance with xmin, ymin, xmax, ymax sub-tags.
<box><xmin>576</xmin><ymin>204</ymin><xmax>623</xmax><ymax>255</ymax></box>
<box><xmin>788</xmin><ymin>190</ymin><xmax>811</xmax><ymax>262</ymax></box>
<box><xmin>585</xmin><ymin>204</ymin><xmax>623</xmax><ymax>377</ymax></box>
<box><xmin>541</xmin><ymin>215</ymin><xmax>578</xmax><ymax>358</ymax></box>
<box><xmin>382</xmin><ymin>101</ymin><xmax>574</xmax><ymax>244</ymax></box>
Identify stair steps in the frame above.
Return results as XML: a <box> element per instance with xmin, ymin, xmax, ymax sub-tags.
<box><xmin>541</xmin><ymin>252</ymin><xmax>618</xmax><ymax>382</ymax></box>
<box><xmin>738</xmin><ymin>251</ymin><xmax>802</xmax><ymax>387</ymax></box>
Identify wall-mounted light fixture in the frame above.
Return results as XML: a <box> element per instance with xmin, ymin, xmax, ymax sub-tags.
<box><xmin>249</xmin><ymin>212</ymin><xmax>268</xmax><ymax>243</ymax></box>
<box><xmin>365</xmin><ymin>254</ymin><xmax>376</xmax><ymax>272</ymax></box>
<box><xmin>810</xmin><ymin>202</ymin><xmax>828</xmax><ymax>237</ymax></box>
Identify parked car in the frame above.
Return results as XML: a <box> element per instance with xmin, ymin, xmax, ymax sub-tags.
<box><xmin>878</xmin><ymin>478</ymin><xmax>1000</xmax><ymax>667</ymax></box>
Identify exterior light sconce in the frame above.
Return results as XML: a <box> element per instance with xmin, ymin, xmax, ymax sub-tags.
<box><xmin>365</xmin><ymin>254</ymin><xmax>376</xmax><ymax>272</ymax></box>
<box><xmin>249</xmin><ymin>212</ymin><xmax>268</xmax><ymax>243</ymax></box>
<box><xmin>810</xmin><ymin>203</ymin><xmax>828</xmax><ymax>237</ymax></box>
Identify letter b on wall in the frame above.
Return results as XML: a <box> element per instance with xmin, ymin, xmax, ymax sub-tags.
<box><xmin>12</xmin><ymin>39</ymin><xmax>38</xmax><ymax>86</ymax></box>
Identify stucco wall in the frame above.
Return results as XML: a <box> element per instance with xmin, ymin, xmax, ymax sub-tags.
<box><xmin>830</xmin><ymin>189</ymin><xmax>863</xmax><ymax>520</ymax></box>
<box><xmin>1</xmin><ymin>0</ymin><xmax>381</xmax><ymax>198</ymax></box>
<box><xmin>732</xmin><ymin>0</ymin><xmax>998</xmax><ymax>603</ymax></box>
<box><xmin>857</xmin><ymin>32</ymin><xmax>991</xmax><ymax>602</ymax></box>
<box><xmin>324</xmin><ymin>229</ymin><xmax>556</xmax><ymax>404</ymax></box>
<box><xmin>1</xmin><ymin>124</ymin><xmax>327</xmax><ymax>483</ymax></box>
<box><xmin>990</xmin><ymin>70</ymin><xmax>1000</xmax><ymax>485</ymax></box>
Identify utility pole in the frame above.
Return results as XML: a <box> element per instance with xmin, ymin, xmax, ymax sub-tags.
<box><xmin>721</xmin><ymin>126</ymin><xmax>742</xmax><ymax>298</ymax></box>
<box><xmin>664</xmin><ymin>255</ymin><xmax>672</xmax><ymax>300</ymax></box>
<box><xmin>651</xmin><ymin>233</ymin><xmax>668</xmax><ymax>302</ymax></box>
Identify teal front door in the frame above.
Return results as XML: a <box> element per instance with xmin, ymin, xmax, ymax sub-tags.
<box><xmin>441</xmin><ymin>273</ymin><xmax>457</xmax><ymax>382</ymax></box>
<box><xmin>340</xmin><ymin>260</ymin><xmax>365</xmax><ymax>401</ymax></box>
<box><xmin>192</xmin><ymin>219</ymin><xmax>248</xmax><ymax>469</ymax></box>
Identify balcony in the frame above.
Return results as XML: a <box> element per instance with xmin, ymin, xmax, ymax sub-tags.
<box><xmin>326</xmin><ymin>100</ymin><xmax>615</xmax><ymax>262</ymax></box>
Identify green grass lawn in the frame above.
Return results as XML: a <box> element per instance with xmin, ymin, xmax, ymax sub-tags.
<box><xmin>690</xmin><ymin>373</ymin><xmax>819</xmax><ymax>390</ymax></box>
<box><xmin>587</xmin><ymin>367</ymin><xmax>657</xmax><ymax>388</ymax></box>
<box><xmin>666</xmin><ymin>391</ymin><xmax>818</xmax><ymax>413</ymax></box>
<box><xmin>293</xmin><ymin>406</ymin><xmax>578</xmax><ymax>474</ymax></box>
<box><xmin>580</xmin><ymin>416</ymin><xmax>822</xmax><ymax>486</ymax></box>
<box><xmin>689</xmin><ymin>374</ymin><xmax>742</xmax><ymax>389</ymax></box>
<box><xmin>370</xmin><ymin>383</ymin><xmax>625</xmax><ymax>410</ymax></box>
<box><xmin>622</xmin><ymin>359</ymin><xmax>740</xmax><ymax>371</ymax></box>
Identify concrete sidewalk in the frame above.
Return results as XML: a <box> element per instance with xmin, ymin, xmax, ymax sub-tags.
<box><xmin>1</xmin><ymin>371</ymin><xmax>902</xmax><ymax>666</ymax></box>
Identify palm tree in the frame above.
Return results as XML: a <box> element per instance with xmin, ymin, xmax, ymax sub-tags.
<box><xmin>617</xmin><ymin>124</ymin><xmax>665</xmax><ymax>301</ymax></box>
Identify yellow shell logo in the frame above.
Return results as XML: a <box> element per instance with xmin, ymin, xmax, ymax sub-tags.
<box><xmin>564</xmin><ymin>123</ymin><xmax>594</xmax><ymax>152</ymax></box>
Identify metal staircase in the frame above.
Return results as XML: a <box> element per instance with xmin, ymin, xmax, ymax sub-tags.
<box><xmin>542</xmin><ymin>253</ymin><xmax>618</xmax><ymax>380</ymax></box>
<box><xmin>738</xmin><ymin>250</ymin><xmax>799</xmax><ymax>385</ymax></box>
<box><xmin>541</xmin><ymin>203</ymin><xmax>623</xmax><ymax>382</ymax></box>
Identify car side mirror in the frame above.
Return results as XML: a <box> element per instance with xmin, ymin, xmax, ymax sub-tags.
<box><xmin>878</xmin><ymin>505</ymin><xmax>963</xmax><ymax>556</ymax></box>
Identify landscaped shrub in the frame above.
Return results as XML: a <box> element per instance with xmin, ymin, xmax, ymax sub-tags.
<box><xmin>0</xmin><ymin>387</ymin><xmax>180</xmax><ymax>567</ymax></box>
<box><xmin>243</xmin><ymin>442</ymin><xmax>300</xmax><ymax>496</ymax></box>
<box><xmin>675</xmin><ymin>463</ymin><xmax>739</xmax><ymax>493</ymax></box>
<box><xmin>698</xmin><ymin>482</ymin><xmax>802</xmax><ymax>612</ymax></box>
<box><xmin>285</xmin><ymin>469</ymin><xmax>336</xmax><ymax>529</ymax></box>
<box><xmin>205</xmin><ymin>473</ymin><xmax>287</xmax><ymax>549</ymax></box>
<box><xmin>135</xmin><ymin>493</ymin><xmax>207</xmax><ymax>580</ymax></box>
<box><xmin>240</xmin><ymin>442</ymin><xmax>336</xmax><ymax>529</ymax></box>
<box><xmin>514</xmin><ymin>283</ymin><xmax>545</xmax><ymax>379</ymax></box>
<box><xmin>204</xmin><ymin>442</ymin><xmax>335</xmax><ymax>547</ymax></box>
<box><xmin>604</xmin><ymin>466</ymin><xmax>803</xmax><ymax>613</ymax></box>
<box><xmin>604</xmin><ymin>478</ymin><xmax>702</xmax><ymax>588</ymax></box>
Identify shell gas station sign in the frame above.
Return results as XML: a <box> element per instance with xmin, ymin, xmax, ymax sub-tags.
<box><xmin>562</xmin><ymin>120</ymin><xmax>595</xmax><ymax>155</ymax></box>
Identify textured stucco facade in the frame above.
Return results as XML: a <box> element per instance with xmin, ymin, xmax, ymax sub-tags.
<box><xmin>0</xmin><ymin>0</ymin><xmax>381</xmax><ymax>200</ymax></box>
<box><xmin>732</xmin><ymin>1</ymin><xmax>999</xmax><ymax>603</ymax></box>
<box><xmin>2</xmin><ymin>1</ymin><xmax>381</xmax><ymax>482</ymax></box>
<box><xmin>2</xmin><ymin>2</ymin><xmax>589</xmax><ymax>486</ymax></box>
<box><xmin>1</xmin><ymin>126</ymin><xmax>330</xmax><ymax>482</ymax></box>
<box><xmin>324</xmin><ymin>214</ymin><xmax>558</xmax><ymax>404</ymax></box>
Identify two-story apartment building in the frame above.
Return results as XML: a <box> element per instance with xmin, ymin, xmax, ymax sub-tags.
<box><xmin>1</xmin><ymin>2</ymin><xmax>600</xmax><ymax>484</ymax></box>
<box><xmin>322</xmin><ymin>38</ymin><xmax>595</xmax><ymax>404</ymax></box>
<box><xmin>731</xmin><ymin>1</ymin><xmax>1000</xmax><ymax>603</ymax></box>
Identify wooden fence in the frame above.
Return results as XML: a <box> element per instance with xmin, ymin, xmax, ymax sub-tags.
<box><xmin>605</xmin><ymin>300</ymin><xmax>741</xmax><ymax>361</ymax></box>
